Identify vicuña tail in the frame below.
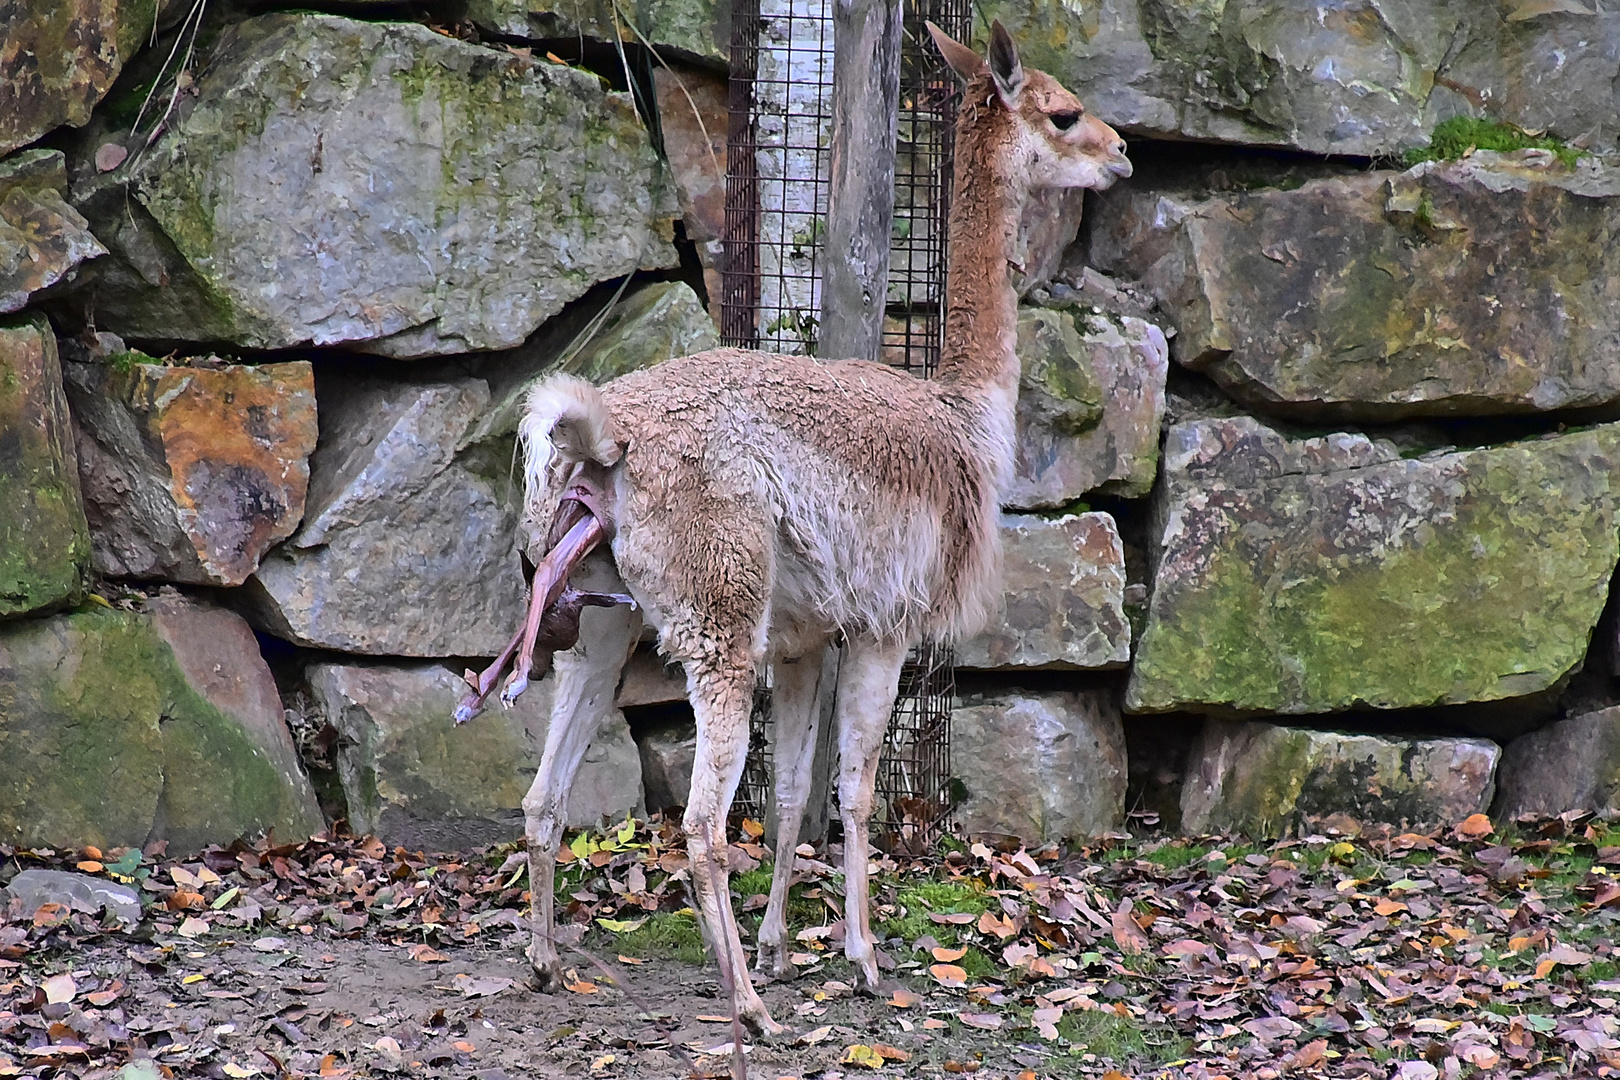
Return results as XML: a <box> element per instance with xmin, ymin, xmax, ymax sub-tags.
<box><xmin>517</xmin><ymin>374</ymin><xmax>621</xmax><ymax>546</ymax></box>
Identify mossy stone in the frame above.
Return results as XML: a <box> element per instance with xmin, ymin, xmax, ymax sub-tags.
<box><xmin>1129</xmin><ymin>416</ymin><xmax>1620</xmax><ymax>715</ymax></box>
<box><xmin>0</xmin><ymin>606</ymin><xmax>322</xmax><ymax>853</ymax></box>
<box><xmin>0</xmin><ymin>316</ymin><xmax>91</xmax><ymax>619</ymax></box>
<box><xmin>1182</xmin><ymin>720</ymin><xmax>1499</xmax><ymax>837</ymax></box>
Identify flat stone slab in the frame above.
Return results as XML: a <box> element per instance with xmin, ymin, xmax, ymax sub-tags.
<box><xmin>309</xmin><ymin>662</ymin><xmax>642</xmax><ymax>850</ymax></box>
<box><xmin>1182</xmin><ymin>720</ymin><xmax>1500</xmax><ymax>837</ymax></box>
<box><xmin>67</xmin><ymin>357</ymin><xmax>317</xmax><ymax>586</ymax></box>
<box><xmin>71</xmin><ymin>12</ymin><xmax>677</xmax><ymax>355</ymax></box>
<box><xmin>1128</xmin><ymin>416</ymin><xmax>1620</xmax><ymax>715</ymax></box>
<box><xmin>952</xmin><ymin>684</ymin><xmax>1126</xmax><ymax>843</ymax></box>
<box><xmin>1495</xmin><ymin>706</ymin><xmax>1620</xmax><ymax>819</ymax></box>
<box><xmin>957</xmin><ymin>513</ymin><xmax>1130</xmax><ymax>672</ymax></box>
<box><xmin>1099</xmin><ymin>152</ymin><xmax>1620</xmax><ymax>420</ymax></box>
<box><xmin>0</xmin><ymin>314</ymin><xmax>90</xmax><ymax>619</ymax></box>
<box><xmin>1</xmin><ymin>0</ymin><xmax>152</xmax><ymax>154</ymax></box>
<box><xmin>0</xmin><ymin>602</ymin><xmax>324</xmax><ymax>855</ymax></box>
<box><xmin>467</xmin><ymin>0</ymin><xmax>726</xmax><ymax>62</ymax></box>
<box><xmin>1008</xmin><ymin>305</ymin><xmax>1167</xmax><ymax>507</ymax></box>
<box><xmin>979</xmin><ymin>0</ymin><xmax>1620</xmax><ymax>157</ymax></box>
<box><xmin>0</xmin><ymin>150</ymin><xmax>106</xmax><ymax>313</ymax></box>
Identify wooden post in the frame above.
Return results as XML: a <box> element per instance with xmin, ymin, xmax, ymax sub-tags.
<box><xmin>817</xmin><ymin>0</ymin><xmax>903</xmax><ymax>363</ymax></box>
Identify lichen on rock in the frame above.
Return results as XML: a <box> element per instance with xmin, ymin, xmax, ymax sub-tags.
<box><xmin>1129</xmin><ymin>416</ymin><xmax>1620</xmax><ymax>715</ymax></box>
<box><xmin>71</xmin><ymin>13</ymin><xmax>678</xmax><ymax>355</ymax></box>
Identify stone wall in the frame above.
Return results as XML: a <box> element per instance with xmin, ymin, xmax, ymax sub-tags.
<box><xmin>3</xmin><ymin>0</ymin><xmax>1619</xmax><ymax>854</ymax></box>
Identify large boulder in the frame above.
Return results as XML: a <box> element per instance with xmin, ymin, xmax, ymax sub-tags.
<box><xmin>466</xmin><ymin>0</ymin><xmax>727</xmax><ymax>63</ymax></box>
<box><xmin>1182</xmin><ymin>720</ymin><xmax>1500</xmax><ymax>837</ymax></box>
<box><xmin>979</xmin><ymin>0</ymin><xmax>1620</xmax><ymax>157</ymax></box>
<box><xmin>0</xmin><ymin>150</ymin><xmax>106</xmax><ymax>313</ymax></box>
<box><xmin>308</xmin><ymin>662</ymin><xmax>642</xmax><ymax>850</ymax></box>
<box><xmin>0</xmin><ymin>600</ymin><xmax>324</xmax><ymax>854</ymax></box>
<box><xmin>68</xmin><ymin>13</ymin><xmax>677</xmax><ymax>356</ymax></box>
<box><xmin>956</xmin><ymin>513</ymin><xmax>1131</xmax><ymax>671</ymax></box>
<box><xmin>952</xmin><ymin>684</ymin><xmax>1127</xmax><ymax>843</ymax></box>
<box><xmin>66</xmin><ymin>356</ymin><xmax>317</xmax><ymax>586</ymax></box>
<box><xmin>0</xmin><ymin>0</ymin><xmax>162</xmax><ymax>155</ymax></box>
<box><xmin>1094</xmin><ymin>152</ymin><xmax>1620</xmax><ymax>420</ymax></box>
<box><xmin>245</xmin><ymin>377</ymin><xmax>525</xmax><ymax>657</ymax></box>
<box><xmin>0</xmin><ymin>315</ymin><xmax>91</xmax><ymax>618</ymax></box>
<box><xmin>245</xmin><ymin>281</ymin><xmax>715</xmax><ymax>657</ymax></box>
<box><xmin>1494</xmin><ymin>706</ymin><xmax>1620</xmax><ymax>819</ymax></box>
<box><xmin>1128</xmin><ymin>416</ymin><xmax>1620</xmax><ymax>715</ymax></box>
<box><xmin>1008</xmin><ymin>305</ymin><xmax>1168</xmax><ymax>507</ymax></box>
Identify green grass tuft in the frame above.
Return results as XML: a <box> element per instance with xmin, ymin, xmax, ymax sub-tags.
<box><xmin>602</xmin><ymin>911</ymin><xmax>707</xmax><ymax>964</ymax></box>
<box><xmin>875</xmin><ymin>879</ymin><xmax>990</xmax><ymax>943</ymax></box>
<box><xmin>1405</xmin><ymin>116</ymin><xmax>1581</xmax><ymax>168</ymax></box>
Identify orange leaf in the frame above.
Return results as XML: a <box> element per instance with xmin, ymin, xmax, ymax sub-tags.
<box><xmin>452</xmin><ymin>1041</ymin><xmax>475</xmax><ymax>1053</ymax></box>
<box><xmin>872</xmin><ymin>1044</ymin><xmax>909</xmax><ymax>1062</ymax></box>
<box><xmin>75</xmin><ymin>861</ymin><xmax>103</xmax><ymax>874</ymax></box>
<box><xmin>931</xmin><ymin>945</ymin><xmax>967</xmax><ymax>962</ymax></box>
<box><xmin>887</xmin><ymin>987</ymin><xmax>921</xmax><ymax>1008</ymax></box>
<box><xmin>81</xmin><ymin>846</ymin><xmax>103</xmax><ymax>860</ymax></box>
<box><xmin>1110</xmin><ymin>905</ymin><xmax>1149</xmax><ymax>955</ymax></box>
<box><xmin>407</xmin><ymin>945</ymin><xmax>449</xmax><ymax>963</ymax></box>
<box><xmin>1456</xmin><ymin>813</ymin><xmax>1493</xmax><ymax>840</ymax></box>
<box><xmin>741</xmin><ymin>818</ymin><xmax>765</xmax><ymax>839</ymax></box>
<box><xmin>929</xmin><ymin>963</ymin><xmax>967</xmax><ymax>988</ymax></box>
<box><xmin>1373</xmin><ymin>899</ymin><xmax>1407</xmax><ymax>916</ymax></box>
<box><xmin>565</xmin><ymin>975</ymin><xmax>598</xmax><ymax>994</ymax></box>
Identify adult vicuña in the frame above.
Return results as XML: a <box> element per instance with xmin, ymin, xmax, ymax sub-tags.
<box><xmin>467</xmin><ymin>21</ymin><xmax>1131</xmax><ymax>1034</ymax></box>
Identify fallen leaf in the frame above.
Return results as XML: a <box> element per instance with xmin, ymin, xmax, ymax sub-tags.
<box><xmin>590</xmin><ymin>1053</ymin><xmax>614</xmax><ymax>1071</ymax></box>
<box><xmin>929</xmin><ymin>911</ymin><xmax>975</xmax><ymax>925</ymax></box>
<box><xmin>840</xmin><ymin>1044</ymin><xmax>885</xmax><ymax>1069</ymax></box>
<box><xmin>795</xmin><ymin>1025</ymin><xmax>833</xmax><ymax>1046</ymax></box>
<box><xmin>1457</xmin><ymin>813</ymin><xmax>1494</xmax><ymax>840</ymax></box>
<box><xmin>221</xmin><ymin>1064</ymin><xmax>260</xmax><ymax>1078</ymax></box>
<box><xmin>929</xmin><ymin>963</ymin><xmax>967</xmax><ymax>988</ymax></box>
<box><xmin>886</xmin><ymin>987</ymin><xmax>921</xmax><ymax>1008</ymax></box>
<box><xmin>1110</xmin><ymin>903</ymin><xmax>1149</xmax><ymax>955</ymax></box>
<box><xmin>931</xmin><ymin>945</ymin><xmax>966</xmax><ymax>962</ymax></box>
<box><xmin>41</xmin><ymin>973</ymin><xmax>76</xmax><ymax>1005</ymax></box>
<box><xmin>95</xmin><ymin>143</ymin><xmax>128</xmax><ymax>172</ymax></box>
<box><xmin>177</xmin><ymin>915</ymin><xmax>209</xmax><ymax>938</ymax></box>
<box><xmin>564</xmin><ymin>975</ymin><xmax>597</xmax><ymax>994</ymax></box>
<box><xmin>958</xmin><ymin>1011</ymin><xmax>1003</xmax><ymax>1030</ymax></box>
<box><xmin>408</xmin><ymin>945</ymin><xmax>449</xmax><ymax>963</ymax></box>
<box><xmin>450</xmin><ymin>974</ymin><xmax>514</xmax><ymax>998</ymax></box>
<box><xmin>872</xmin><ymin>1044</ymin><xmax>909</xmax><ymax>1062</ymax></box>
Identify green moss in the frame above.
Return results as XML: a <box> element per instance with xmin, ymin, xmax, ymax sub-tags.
<box><xmin>1055</xmin><ymin>1009</ymin><xmax>1191</xmax><ymax>1064</ymax></box>
<box><xmin>1132</xmin><ymin>427</ymin><xmax>1620</xmax><ymax>713</ymax></box>
<box><xmin>1405</xmin><ymin>116</ymin><xmax>1581</xmax><ymax>168</ymax></box>
<box><xmin>105</xmin><ymin>348</ymin><xmax>159</xmax><ymax>374</ymax></box>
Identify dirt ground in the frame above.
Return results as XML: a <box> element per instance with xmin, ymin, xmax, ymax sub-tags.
<box><xmin>6</xmin><ymin>816</ymin><xmax>1620</xmax><ymax>1079</ymax></box>
<box><xmin>9</xmin><ymin>925</ymin><xmax>1093</xmax><ymax>1079</ymax></box>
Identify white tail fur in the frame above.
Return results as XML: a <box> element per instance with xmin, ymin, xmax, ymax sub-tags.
<box><xmin>517</xmin><ymin>374</ymin><xmax>621</xmax><ymax>541</ymax></box>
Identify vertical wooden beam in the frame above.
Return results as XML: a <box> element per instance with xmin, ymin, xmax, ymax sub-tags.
<box><xmin>817</xmin><ymin>0</ymin><xmax>902</xmax><ymax>362</ymax></box>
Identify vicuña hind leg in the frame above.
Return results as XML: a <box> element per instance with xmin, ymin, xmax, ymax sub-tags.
<box><xmin>683</xmin><ymin>657</ymin><xmax>784</xmax><ymax>1036</ymax></box>
<box><xmin>521</xmin><ymin>551</ymin><xmax>641</xmax><ymax>990</ymax></box>
<box><xmin>833</xmin><ymin>636</ymin><xmax>908</xmax><ymax>993</ymax></box>
<box><xmin>754</xmin><ymin>647</ymin><xmax>830</xmax><ymax>979</ymax></box>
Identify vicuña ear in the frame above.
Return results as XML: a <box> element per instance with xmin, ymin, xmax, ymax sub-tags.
<box><xmin>927</xmin><ymin>20</ymin><xmax>985</xmax><ymax>84</ymax></box>
<box><xmin>987</xmin><ymin>21</ymin><xmax>1024</xmax><ymax>105</ymax></box>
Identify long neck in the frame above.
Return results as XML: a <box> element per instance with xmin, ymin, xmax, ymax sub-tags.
<box><xmin>935</xmin><ymin>87</ymin><xmax>1026</xmax><ymax>408</ymax></box>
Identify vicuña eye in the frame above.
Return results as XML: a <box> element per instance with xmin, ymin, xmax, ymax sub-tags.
<box><xmin>1050</xmin><ymin>111</ymin><xmax>1081</xmax><ymax>131</ymax></box>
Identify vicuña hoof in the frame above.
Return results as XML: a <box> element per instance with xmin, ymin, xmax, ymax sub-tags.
<box><xmin>753</xmin><ymin>942</ymin><xmax>793</xmax><ymax>981</ymax></box>
<box><xmin>526</xmin><ymin>945</ymin><xmax>565</xmax><ymax>993</ymax></box>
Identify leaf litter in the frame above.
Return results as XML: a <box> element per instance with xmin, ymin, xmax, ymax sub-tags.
<box><xmin>0</xmin><ymin>811</ymin><xmax>1617</xmax><ymax>1077</ymax></box>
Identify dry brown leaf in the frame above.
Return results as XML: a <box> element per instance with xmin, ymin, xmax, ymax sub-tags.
<box><xmin>1456</xmin><ymin>813</ymin><xmax>1494</xmax><ymax>840</ymax></box>
<box><xmin>929</xmin><ymin>963</ymin><xmax>967</xmax><ymax>988</ymax></box>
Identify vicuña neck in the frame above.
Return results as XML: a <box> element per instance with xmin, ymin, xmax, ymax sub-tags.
<box><xmin>935</xmin><ymin>90</ymin><xmax>1026</xmax><ymax>408</ymax></box>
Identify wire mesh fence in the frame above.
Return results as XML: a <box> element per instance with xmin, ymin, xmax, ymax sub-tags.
<box><xmin>721</xmin><ymin>0</ymin><xmax>969</xmax><ymax>848</ymax></box>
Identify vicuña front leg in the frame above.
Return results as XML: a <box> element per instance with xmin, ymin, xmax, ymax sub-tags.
<box><xmin>755</xmin><ymin>646</ymin><xmax>833</xmax><ymax>979</ymax></box>
<box><xmin>833</xmin><ymin>637</ymin><xmax>908</xmax><ymax>993</ymax></box>
<box><xmin>684</xmin><ymin>661</ymin><xmax>784</xmax><ymax>1036</ymax></box>
<box><xmin>520</xmin><ymin>552</ymin><xmax>640</xmax><ymax>989</ymax></box>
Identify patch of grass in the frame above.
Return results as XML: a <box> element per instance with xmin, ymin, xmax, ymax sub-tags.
<box><xmin>1405</xmin><ymin>116</ymin><xmax>1581</xmax><ymax>168</ymax></box>
<box><xmin>730</xmin><ymin>866</ymin><xmax>774</xmax><ymax>899</ymax></box>
<box><xmin>959</xmin><ymin>946</ymin><xmax>999</xmax><ymax>980</ymax></box>
<box><xmin>876</xmin><ymin>879</ymin><xmax>990</xmax><ymax>943</ymax></box>
<box><xmin>1056</xmin><ymin>1010</ymin><xmax>1191</xmax><ymax>1065</ymax></box>
<box><xmin>1142</xmin><ymin>843</ymin><xmax>1211</xmax><ymax>870</ymax></box>
<box><xmin>603</xmin><ymin>911</ymin><xmax>707</xmax><ymax>964</ymax></box>
<box><xmin>1579</xmin><ymin>959</ymin><xmax>1618</xmax><ymax>985</ymax></box>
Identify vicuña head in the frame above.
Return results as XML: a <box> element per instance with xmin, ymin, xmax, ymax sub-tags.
<box><xmin>928</xmin><ymin>19</ymin><xmax>1132</xmax><ymax>193</ymax></box>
